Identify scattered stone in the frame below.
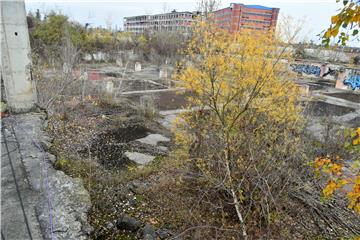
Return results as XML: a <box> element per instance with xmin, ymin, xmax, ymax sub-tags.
<box><xmin>40</xmin><ymin>135</ymin><xmax>52</xmax><ymax>150</ymax></box>
<box><xmin>81</xmin><ymin>222</ymin><xmax>94</xmax><ymax>235</ymax></box>
<box><xmin>129</xmin><ymin>198</ymin><xmax>137</xmax><ymax>207</ymax></box>
<box><xmin>47</xmin><ymin>154</ymin><xmax>56</xmax><ymax>164</ymax></box>
<box><xmin>116</xmin><ymin>215</ymin><xmax>141</xmax><ymax>232</ymax></box>
<box><xmin>135</xmin><ymin>133</ymin><xmax>170</xmax><ymax>146</ymax></box>
<box><xmin>143</xmin><ymin>224</ymin><xmax>156</xmax><ymax>240</ymax></box>
<box><xmin>127</xmin><ymin>180</ymin><xmax>149</xmax><ymax>194</ymax></box>
<box><xmin>157</xmin><ymin>228</ymin><xmax>173</xmax><ymax>239</ymax></box>
<box><xmin>127</xmin><ymin>180</ymin><xmax>141</xmax><ymax>193</ymax></box>
<box><xmin>106</xmin><ymin>221</ymin><xmax>115</xmax><ymax>230</ymax></box>
<box><xmin>157</xmin><ymin>146</ymin><xmax>168</xmax><ymax>152</ymax></box>
<box><xmin>124</xmin><ymin>151</ymin><xmax>155</xmax><ymax>165</ymax></box>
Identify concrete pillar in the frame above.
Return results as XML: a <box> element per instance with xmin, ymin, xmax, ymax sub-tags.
<box><xmin>299</xmin><ymin>85</ymin><xmax>310</xmax><ymax>97</ymax></box>
<box><xmin>135</xmin><ymin>62</ymin><xmax>141</xmax><ymax>72</ymax></box>
<box><xmin>0</xmin><ymin>0</ymin><xmax>37</xmax><ymax>112</ymax></box>
<box><xmin>105</xmin><ymin>81</ymin><xmax>114</xmax><ymax>94</ymax></box>
<box><xmin>159</xmin><ymin>68</ymin><xmax>168</xmax><ymax>79</ymax></box>
<box><xmin>116</xmin><ymin>57</ymin><xmax>123</xmax><ymax>67</ymax></box>
<box><xmin>320</xmin><ymin>63</ymin><xmax>328</xmax><ymax>77</ymax></box>
<box><xmin>335</xmin><ymin>68</ymin><xmax>348</xmax><ymax>90</ymax></box>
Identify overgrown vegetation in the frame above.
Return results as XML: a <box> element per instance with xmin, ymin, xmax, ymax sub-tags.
<box><xmin>27</xmin><ymin>10</ymin><xmax>188</xmax><ymax>67</ymax></box>
<box><xmin>31</xmin><ymin>6</ymin><xmax>360</xmax><ymax>240</ymax></box>
<box><xmin>321</xmin><ymin>0</ymin><xmax>359</xmax><ymax>46</ymax></box>
<box><xmin>313</xmin><ymin>126</ymin><xmax>360</xmax><ymax>214</ymax></box>
<box><xmin>173</xmin><ymin>20</ymin><xmax>305</xmax><ymax>238</ymax></box>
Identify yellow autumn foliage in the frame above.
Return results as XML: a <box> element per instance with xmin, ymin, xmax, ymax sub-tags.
<box><xmin>173</xmin><ymin>20</ymin><xmax>305</xmax><ymax>227</ymax></box>
<box><xmin>323</xmin><ymin>180</ymin><xmax>338</xmax><ymax>198</ymax></box>
<box><xmin>323</xmin><ymin>1</ymin><xmax>360</xmax><ymax>45</ymax></box>
<box><xmin>314</xmin><ymin>154</ymin><xmax>360</xmax><ymax>214</ymax></box>
<box><xmin>348</xmin><ymin>174</ymin><xmax>360</xmax><ymax>214</ymax></box>
<box><xmin>175</xmin><ymin>21</ymin><xmax>302</xmax><ymax>133</ymax></box>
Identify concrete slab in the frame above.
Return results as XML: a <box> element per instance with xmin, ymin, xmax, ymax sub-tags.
<box><xmin>124</xmin><ymin>151</ymin><xmax>155</xmax><ymax>165</ymax></box>
<box><xmin>135</xmin><ymin>134</ymin><xmax>170</xmax><ymax>146</ymax></box>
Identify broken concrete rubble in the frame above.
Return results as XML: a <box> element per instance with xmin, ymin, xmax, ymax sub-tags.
<box><xmin>116</xmin><ymin>214</ymin><xmax>141</xmax><ymax>232</ymax></box>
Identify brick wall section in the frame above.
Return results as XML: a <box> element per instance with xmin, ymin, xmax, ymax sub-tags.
<box><xmin>213</xmin><ymin>3</ymin><xmax>279</xmax><ymax>33</ymax></box>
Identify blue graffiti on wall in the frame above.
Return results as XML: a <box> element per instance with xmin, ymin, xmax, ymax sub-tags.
<box><xmin>291</xmin><ymin>64</ymin><xmax>321</xmax><ymax>76</ymax></box>
<box><xmin>343</xmin><ymin>74</ymin><xmax>360</xmax><ymax>90</ymax></box>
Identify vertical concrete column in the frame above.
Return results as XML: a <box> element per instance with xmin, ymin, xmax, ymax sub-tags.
<box><xmin>135</xmin><ymin>62</ymin><xmax>141</xmax><ymax>72</ymax></box>
<box><xmin>105</xmin><ymin>81</ymin><xmax>114</xmax><ymax>94</ymax></box>
<box><xmin>335</xmin><ymin>68</ymin><xmax>348</xmax><ymax>90</ymax></box>
<box><xmin>0</xmin><ymin>0</ymin><xmax>37</xmax><ymax>112</ymax></box>
<box><xmin>320</xmin><ymin>63</ymin><xmax>328</xmax><ymax>77</ymax></box>
<box><xmin>159</xmin><ymin>67</ymin><xmax>168</xmax><ymax>79</ymax></box>
<box><xmin>116</xmin><ymin>57</ymin><xmax>123</xmax><ymax>67</ymax></box>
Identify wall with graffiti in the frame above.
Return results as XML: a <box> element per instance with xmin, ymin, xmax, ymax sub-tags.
<box><xmin>290</xmin><ymin>61</ymin><xmax>360</xmax><ymax>91</ymax></box>
<box><xmin>343</xmin><ymin>71</ymin><xmax>360</xmax><ymax>90</ymax></box>
<box><xmin>290</xmin><ymin>63</ymin><xmax>321</xmax><ymax>76</ymax></box>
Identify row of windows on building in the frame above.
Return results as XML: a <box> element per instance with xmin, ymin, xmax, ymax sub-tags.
<box><xmin>125</xmin><ymin>13</ymin><xmax>194</xmax><ymax>22</ymax></box>
<box><xmin>148</xmin><ymin>13</ymin><xmax>194</xmax><ymax>20</ymax></box>
<box><xmin>126</xmin><ymin>21</ymin><xmax>192</xmax><ymax>27</ymax></box>
<box><xmin>216</xmin><ymin>18</ymin><xmax>271</xmax><ymax>25</ymax></box>
<box><xmin>243</xmin><ymin>19</ymin><xmax>271</xmax><ymax>25</ymax></box>
<box><xmin>127</xmin><ymin>26</ymin><xmax>190</xmax><ymax>31</ymax></box>
<box><xmin>242</xmin><ymin>25</ymin><xmax>268</xmax><ymax>30</ymax></box>
<box><xmin>214</xmin><ymin>11</ymin><xmax>232</xmax><ymax>17</ymax></box>
<box><xmin>242</xmin><ymin>11</ymin><xmax>273</xmax><ymax>17</ymax></box>
<box><xmin>215</xmin><ymin>11</ymin><xmax>273</xmax><ymax>18</ymax></box>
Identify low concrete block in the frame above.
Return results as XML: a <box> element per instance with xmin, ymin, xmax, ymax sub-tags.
<box><xmin>135</xmin><ymin>62</ymin><xmax>142</xmax><ymax>72</ymax></box>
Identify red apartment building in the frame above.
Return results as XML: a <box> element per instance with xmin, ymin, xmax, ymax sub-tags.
<box><xmin>213</xmin><ymin>3</ymin><xmax>279</xmax><ymax>32</ymax></box>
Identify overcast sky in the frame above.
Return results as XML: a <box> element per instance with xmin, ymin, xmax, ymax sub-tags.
<box><xmin>24</xmin><ymin>0</ymin><xmax>359</xmax><ymax>46</ymax></box>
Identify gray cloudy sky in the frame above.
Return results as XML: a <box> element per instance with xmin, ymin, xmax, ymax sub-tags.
<box><xmin>24</xmin><ymin>0</ymin><xmax>359</xmax><ymax>46</ymax></box>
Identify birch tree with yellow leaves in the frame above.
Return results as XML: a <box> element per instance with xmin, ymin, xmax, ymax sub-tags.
<box><xmin>174</xmin><ymin>21</ymin><xmax>304</xmax><ymax>238</ymax></box>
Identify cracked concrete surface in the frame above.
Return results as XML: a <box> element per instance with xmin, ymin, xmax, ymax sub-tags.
<box><xmin>1</xmin><ymin>113</ymin><xmax>92</xmax><ymax>240</ymax></box>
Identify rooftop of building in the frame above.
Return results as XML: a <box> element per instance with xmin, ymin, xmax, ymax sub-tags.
<box><xmin>214</xmin><ymin>3</ymin><xmax>279</xmax><ymax>12</ymax></box>
<box><xmin>243</xmin><ymin>4</ymin><xmax>275</xmax><ymax>11</ymax></box>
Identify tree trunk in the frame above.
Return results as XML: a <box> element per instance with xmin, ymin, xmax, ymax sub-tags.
<box><xmin>224</xmin><ymin>145</ymin><xmax>247</xmax><ymax>239</ymax></box>
<box><xmin>231</xmin><ymin>187</ymin><xmax>247</xmax><ymax>239</ymax></box>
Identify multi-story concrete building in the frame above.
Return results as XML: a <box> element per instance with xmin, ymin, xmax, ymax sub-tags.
<box><xmin>123</xmin><ymin>10</ymin><xmax>198</xmax><ymax>34</ymax></box>
<box><xmin>213</xmin><ymin>3</ymin><xmax>279</xmax><ymax>32</ymax></box>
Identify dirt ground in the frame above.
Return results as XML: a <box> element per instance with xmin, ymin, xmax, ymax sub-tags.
<box><xmin>47</xmin><ymin>97</ymin><xmax>180</xmax><ymax>239</ymax></box>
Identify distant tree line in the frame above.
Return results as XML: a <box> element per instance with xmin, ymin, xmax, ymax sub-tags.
<box><xmin>27</xmin><ymin>10</ymin><xmax>188</xmax><ymax>66</ymax></box>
